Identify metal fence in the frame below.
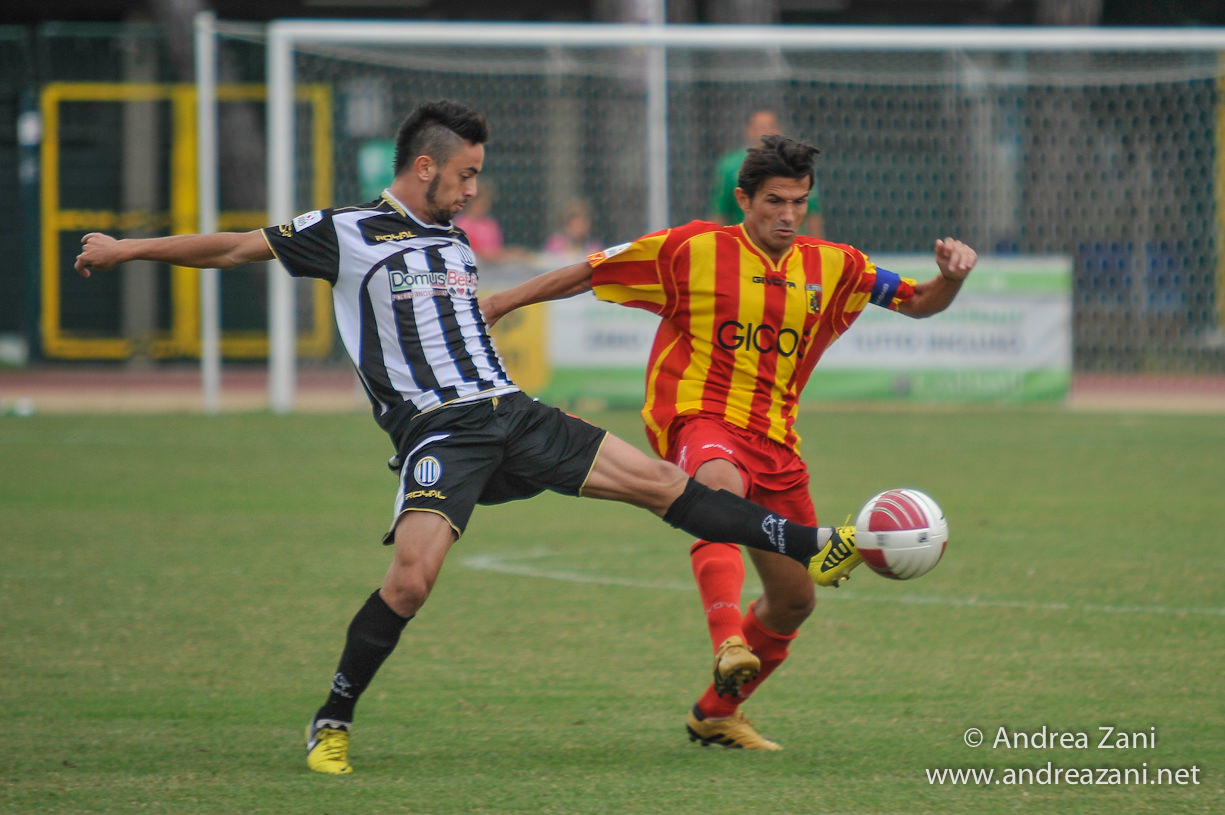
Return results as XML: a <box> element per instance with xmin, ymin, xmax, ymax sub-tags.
<box><xmin>4</xmin><ymin>21</ymin><xmax>1225</xmax><ymax>386</ymax></box>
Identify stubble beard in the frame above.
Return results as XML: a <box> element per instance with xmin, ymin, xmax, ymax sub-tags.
<box><xmin>423</xmin><ymin>175</ymin><xmax>456</xmax><ymax>224</ymax></box>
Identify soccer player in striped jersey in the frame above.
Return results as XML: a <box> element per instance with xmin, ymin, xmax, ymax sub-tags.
<box><xmin>74</xmin><ymin>101</ymin><xmax>867</xmax><ymax>775</ymax></box>
<box><xmin>483</xmin><ymin>134</ymin><xmax>977</xmax><ymax>750</ymax></box>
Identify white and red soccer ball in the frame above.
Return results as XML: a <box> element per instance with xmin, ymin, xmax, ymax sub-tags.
<box><xmin>855</xmin><ymin>488</ymin><xmax>949</xmax><ymax>580</ymax></box>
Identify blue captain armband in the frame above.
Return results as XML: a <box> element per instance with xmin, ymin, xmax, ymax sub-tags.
<box><xmin>869</xmin><ymin>268</ymin><xmax>902</xmax><ymax>307</ymax></box>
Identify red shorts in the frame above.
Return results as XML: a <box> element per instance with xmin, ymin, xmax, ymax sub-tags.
<box><xmin>669</xmin><ymin>415</ymin><xmax>816</xmax><ymax>526</ymax></box>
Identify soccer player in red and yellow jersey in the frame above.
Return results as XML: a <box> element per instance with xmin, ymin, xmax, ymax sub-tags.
<box><xmin>483</xmin><ymin>135</ymin><xmax>976</xmax><ymax>750</ymax></box>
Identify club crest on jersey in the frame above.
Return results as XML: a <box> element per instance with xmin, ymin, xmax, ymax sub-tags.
<box><xmin>456</xmin><ymin>242</ymin><xmax>477</xmax><ymax>267</ymax></box>
<box><xmin>413</xmin><ymin>455</ymin><xmax>442</xmax><ymax>487</ymax></box>
<box><xmin>806</xmin><ymin>283</ymin><xmax>823</xmax><ymax>315</ymax></box>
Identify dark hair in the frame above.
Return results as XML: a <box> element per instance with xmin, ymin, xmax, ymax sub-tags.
<box><xmin>393</xmin><ymin>99</ymin><xmax>489</xmax><ymax>175</ymax></box>
<box><xmin>737</xmin><ymin>134</ymin><xmax>820</xmax><ymax>199</ymax></box>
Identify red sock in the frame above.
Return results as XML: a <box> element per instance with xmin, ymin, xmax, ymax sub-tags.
<box><xmin>696</xmin><ymin>602</ymin><xmax>797</xmax><ymax>719</ymax></box>
<box><xmin>690</xmin><ymin>540</ymin><xmax>745</xmax><ymax>651</ymax></box>
<box><xmin>734</xmin><ymin>603</ymin><xmax>796</xmax><ymax>703</ymax></box>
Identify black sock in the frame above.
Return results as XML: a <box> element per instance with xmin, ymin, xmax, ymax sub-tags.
<box><xmin>662</xmin><ymin>478</ymin><xmax>817</xmax><ymax>564</ymax></box>
<box><xmin>316</xmin><ymin>589</ymin><xmax>412</xmax><ymax>724</ymax></box>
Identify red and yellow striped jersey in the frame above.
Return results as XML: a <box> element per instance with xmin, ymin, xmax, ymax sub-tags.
<box><xmin>588</xmin><ymin>220</ymin><xmax>915</xmax><ymax>457</ymax></box>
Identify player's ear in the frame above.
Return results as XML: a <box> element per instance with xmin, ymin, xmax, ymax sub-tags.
<box><xmin>413</xmin><ymin>154</ymin><xmax>434</xmax><ymax>181</ymax></box>
<box><xmin>733</xmin><ymin>187</ymin><xmax>751</xmax><ymax>212</ymax></box>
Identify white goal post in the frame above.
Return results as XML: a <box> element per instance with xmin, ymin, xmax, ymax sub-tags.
<box><xmin>196</xmin><ymin>16</ymin><xmax>1225</xmax><ymax>411</ymax></box>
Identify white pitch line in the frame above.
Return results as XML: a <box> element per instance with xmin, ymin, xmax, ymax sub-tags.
<box><xmin>461</xmin><ymin>552</ymin><xmax>1225</xmax><ymax>619</ymax></box>
<box><xmin>463</xmin><ymin>552</ymin><xmax>696</xmax><ymax>591</ymax></box>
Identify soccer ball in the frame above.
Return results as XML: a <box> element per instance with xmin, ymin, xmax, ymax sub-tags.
<box><xmin>854</xmin><ymin>488</ymin><xmax>949</xmax><ymax>580</ymax></box>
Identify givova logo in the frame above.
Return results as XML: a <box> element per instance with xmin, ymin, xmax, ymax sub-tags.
<box><xmin>413</xmin><ymin>455</ymin><xmax>442</xmax><ymax>486</ymax></box>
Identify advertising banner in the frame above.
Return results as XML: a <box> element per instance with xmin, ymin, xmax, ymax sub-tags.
<box><xmin>529</xmin><ymin>255</ymin><xmax>1071</xmax><ymax>407</ymax></box>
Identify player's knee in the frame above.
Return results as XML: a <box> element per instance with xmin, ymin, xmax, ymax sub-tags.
<box><xmin>384</xmin><ymin>556</ymin><xmax>443</xmax><ymax>612</ymax></box>
<box><xmin>762</xmin><ymin>588</ymin><xmax>816</xmax><ymax>629</ymax></box>
<box><xmin>382</xmin><ymin>511</ymin><xmax>455</xmax><ymax>616</ymax></box>
<box><xmin>789</xmin><ymin>593</ymin><xmax>817</xmax><ymax>622</ymax></box>
<box><xmin>381</xmin><ymin>571</ymin><xmax>433</xmax><ymax>617</ymax></box>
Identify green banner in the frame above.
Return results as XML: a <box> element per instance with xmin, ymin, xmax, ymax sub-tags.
<box><xmin>538</xmin><ymin>255</ymin><xmax>1074</xmax><ymax>407</ymax></box>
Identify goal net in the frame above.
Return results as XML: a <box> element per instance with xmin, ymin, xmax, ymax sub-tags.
<box><xmin>205</xmin><ymin>21</ymin><xmax>1225</xmax><ymax>409</ymax></box>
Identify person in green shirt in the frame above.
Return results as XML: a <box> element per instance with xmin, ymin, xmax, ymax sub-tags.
<box><xmin>708</xmin><ymin>108</ymin><xmax>824</xmax><ymax>239</ymax></box>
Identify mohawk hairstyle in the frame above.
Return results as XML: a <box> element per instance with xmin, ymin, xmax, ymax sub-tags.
<box><xmin>393</xmin><ymin>99</ymin><xmax>489</xmax><ymax>175</ymax></box>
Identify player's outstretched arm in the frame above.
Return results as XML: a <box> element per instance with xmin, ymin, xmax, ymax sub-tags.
<box><xmin>898</xmin><ymin>236</ymin><xmax>977</xmax><ymax>318</ymax></box>
<box><xmin>75</xmin><ymin>230</ymin><xmax>274</xmax><ymax>278</ymax></box>
<box><xmin>480</xmin><ymin>260</ymin><xmax>593</xmax><ymax>327</ymax></box>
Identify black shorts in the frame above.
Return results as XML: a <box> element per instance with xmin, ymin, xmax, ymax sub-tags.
<box><xmin>382</xmin><ymin>391</ymin><xmax>607</xmax><ymax>543</ymax></box>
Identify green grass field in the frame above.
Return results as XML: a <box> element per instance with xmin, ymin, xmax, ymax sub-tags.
<box><xmin>2</xmin><ymin>406</ymin><xmax>1222</xmax><ymax>814</ymax></box>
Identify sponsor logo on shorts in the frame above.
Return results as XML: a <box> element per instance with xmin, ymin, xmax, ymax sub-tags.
<box><xmin>403</xmin><ymin>489</ymin><xmax>447</xmax><ymax>500</ymax></box>
<box><xmin>413</xmin><ymin>455</ymin><xmax>442</xmax><ymax>486</ymax></box>
<box><xmin>701</xmin><ymin>442</ymin><xmax>737</xmax><ymax>457</ymax></box>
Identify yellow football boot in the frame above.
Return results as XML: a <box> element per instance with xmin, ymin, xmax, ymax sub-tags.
<box><xmin>808</xmin><ymin>523</ymin><xmax>861</xmax><ymax>588</ymax></box>
<box><xmin>686</xmin><ymin>706</ymin><xmax>782</xmax><ymax>751</ymax></box>
<box><xmin>711</xmin><ymin>635</ymin><xmax>761</xmax><ymax>697</ymax></box>
<box><xmin>306</xmin><ymin>718</ymin><xmax>354</xmax><ymax>775</ymax></box>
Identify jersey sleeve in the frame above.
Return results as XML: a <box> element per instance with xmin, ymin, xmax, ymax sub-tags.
<box><xmin>262</xmin><ymin>208</ymin><xmax>341</xmax><ymax>284</ymax></box>
<box><xmin>587</xmin><ymin>230</ymin><xmax>671</xmax><ymax>316</ymax></box>
<box><xmin>588</xmin><ymin>220</ymin><xmax>717</xmax><ymax>317</ymax></box>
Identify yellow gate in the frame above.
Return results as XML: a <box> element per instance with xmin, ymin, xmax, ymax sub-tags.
<box><xmin>41</xmin><ymin>81</ymin><xmax>334</xmax><ymax>359</ymax></box>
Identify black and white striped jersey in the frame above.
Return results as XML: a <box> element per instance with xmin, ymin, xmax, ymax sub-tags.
<box><xmin>263</xmin><ymin>191</ymin><xmax>518</xmax><ymax>431</ymax></box>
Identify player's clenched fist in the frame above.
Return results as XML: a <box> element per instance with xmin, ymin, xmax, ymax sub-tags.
<box><xmin>75</xmin><ymin>232</ymin><xmax>123</xmax><ymax>278</ymax></box>
<box><xmin>934</xmin><ymin>237</ymin><xmax>976</xmax><ymax>282</ymax></box>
